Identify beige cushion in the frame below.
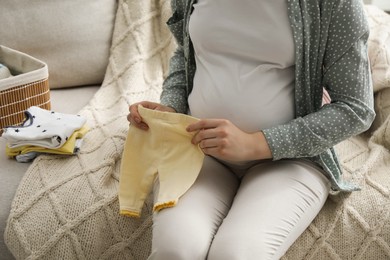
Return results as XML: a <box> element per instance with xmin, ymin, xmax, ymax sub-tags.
<box><xmin>370</xmin><ymin>87</ymin><xmax>390</xmax><ymax>132</ymax></box>
<box><xmin>0</xmin><ymin>0</ymin><xmax>117</xmax><ymax>89</ymax></box>
<box><xmin>364</xmin><ymin>6</ymin><xmax>390</xmax><ymax>132</ymax></box>
<box><xmin>365</xmin><ymin>5</ymin><xmax>390</xmax><ymax>92</ymax></box>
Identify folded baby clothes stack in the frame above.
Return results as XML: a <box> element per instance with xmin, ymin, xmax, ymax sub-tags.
<box><xmin>2</xmin><ymin>106</ymin><xmax>89</xmax><ymax>162</ymax></box>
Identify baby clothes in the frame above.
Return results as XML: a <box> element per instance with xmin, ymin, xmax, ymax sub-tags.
<box><xmin>3</xmin><ymin>106</ymin><xmax>86</xmax><ymax>149</ymax></box>
<box><xmin>0</xmin><ymin>63</ymin><xmax>12</xmax><ymax>79</ymax></box>
<box><xmin>119</xmin><ymin>105</ymin><xmax>205</xmax><ymax>218</ymax></box>
<box><xmin>6</xmin><ymin>125</ymin><xmax>89</xmax><ymax>158</ymax></box>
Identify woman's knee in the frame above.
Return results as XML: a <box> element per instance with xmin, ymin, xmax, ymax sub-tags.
<box><xmin>150</xmin><ymin>226</ymin><xmax>211</xmax><ymax>260</ymax></box>
<box><xmin>150</xmin><ymin>210</ymin><xmax>216</xmax><ymax>260</ymax></box>
<box><xmin>207</xmin><ymin>233</ymin><xmax>274</xmax><ymax>260</ymax></box>
<box><xmin>149</xmin><ymin>246</ymin><xmax>206</xmax><ymax>260</ymax></box>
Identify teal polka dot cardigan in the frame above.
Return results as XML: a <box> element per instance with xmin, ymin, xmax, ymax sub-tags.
<box><xmin>160</xmin><ymin>0</ymin><xmax>376</xmax><ymax>192</ymax></box>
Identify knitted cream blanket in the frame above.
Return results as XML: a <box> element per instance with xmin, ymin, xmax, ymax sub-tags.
<box><xmin>4</xmin><ymin>2</ymin><xmax>390</xmax><ymax>259</ymax></box>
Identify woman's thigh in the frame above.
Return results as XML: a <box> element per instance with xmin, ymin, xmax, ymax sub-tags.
<box><xmin>149</xmin><ymin>156</ymin><xmax>240</xmax><ymax>260</ymax></box>
<box><xmin>208</xmin><ymin>160</ymin><xmax>330</xmax><ymax>260</ymax></box>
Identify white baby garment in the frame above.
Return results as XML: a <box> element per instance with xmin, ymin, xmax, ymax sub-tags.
<box><xmin>0</xmin><ymin>63</ymin><xmax>12</xmax><ymax>79</ymax></box>
<box><xmin>3</xmin><ymin>106</ymin><xmax>86</xmax><ymax>149</ymax></box>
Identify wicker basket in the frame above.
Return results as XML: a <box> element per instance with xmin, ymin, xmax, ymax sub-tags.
<box><xmin>0</xmin><ymin>45</ymin><xmax>50</xmax><ymax>135</ymax></box>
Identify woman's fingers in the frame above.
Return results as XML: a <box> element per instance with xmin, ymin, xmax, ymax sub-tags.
<box><xmin>128</xmin><ymin>101</ymin><xmax>158</xmax><ymax>130</ymax></box>
<box><xmin>186</xmin><ymin>119</ymin><xmax>224</xmax><ymax>132</ymax></box>
<box><xmin>128</xmin><ymin>101</ymin><xmax>176</xmax><ymax>131</ymax></box>
<box><xmin>128</xmin><ymin>104</ymin><xmax>141</xmax><ymax>123</ymax></box>
<box><xmin>129</xmin><ymin>101</ymin><xmax>159</xmax><ymax>122</ymax></box>
<box><xmin>128</xmin><ymin>115</ymin><xmax>149</xmax><ymax>130</ymax></box>
<box><xmin>187</xmin><ymin>119</ymin><xmax>227</xmax><ymax>145</ymax></box>
<box><xmin>191</xmin><ymin>128</ymin><xmax>216</xmax><ymax>145</ymax></box>
<box><xmin>199</xmin><ymin>137</ymin><xmax>218</xmax><ymax>149</ymax></box>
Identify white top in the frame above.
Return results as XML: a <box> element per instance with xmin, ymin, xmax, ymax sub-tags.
<box><xmin>188</xmin><ymin>0</ymin><xmax>296</xmax><ymax>132</ymax></box>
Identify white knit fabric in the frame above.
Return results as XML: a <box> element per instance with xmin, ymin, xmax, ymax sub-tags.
<box><xmin>4</xmin><ymin>2</ymin><xmax>390</xmax><ymax>259</ymax></box>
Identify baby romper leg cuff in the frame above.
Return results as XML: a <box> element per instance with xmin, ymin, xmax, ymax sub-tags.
<box><xmin>153</xmin><ymin>199</ymin><xmax>178</xmax><ymax>212</ymax></box>
<box><xmin>119</xmin><ymin>209</ymin><xmax>141</xmax><ymax>218</ymax></box>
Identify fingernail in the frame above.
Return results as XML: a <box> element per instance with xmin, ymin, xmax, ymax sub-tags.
<box><xmin>135</xmin><ymin>117</ymin><xmax>140</xmax><ymax>123</ymax></box>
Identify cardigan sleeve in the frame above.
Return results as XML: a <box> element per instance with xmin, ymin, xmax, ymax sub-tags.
<box><xmin>160</xmin><ymin>46</ymin><xmax>188</xmax><ymax>113</ymax></box>
<box><xmin>160</xmin><ymin>0</ymin><xmax>189</xmax><ymax>114</ymax></box>
<box><xmin>262</xmin><ymin>1</ymin><xmax>375</xmax><ymax>160</ymax></box>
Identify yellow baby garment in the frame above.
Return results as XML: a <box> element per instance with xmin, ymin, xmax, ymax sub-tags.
<box><xmin>119</xmin><ymin>105</ymin><xmax>205</xmax><ymax>217</ymax></box>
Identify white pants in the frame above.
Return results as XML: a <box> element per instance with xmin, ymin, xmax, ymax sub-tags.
<box><xmin>149</xmin><ymin>156</ymin><xmax>330</xmax><ymax>260</ymax></box>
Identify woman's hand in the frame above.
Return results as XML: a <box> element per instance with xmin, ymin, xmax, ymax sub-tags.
<box><xmin>128</xmin><ymin>101</ymin><xmax>176</xmax><ymax>130</ymax></box>
<box><xmin>186</xmin><ymin>119</ymin><xmax>272</xmax><ymax>162</ymax></box>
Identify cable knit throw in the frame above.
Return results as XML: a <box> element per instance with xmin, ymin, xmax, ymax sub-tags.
<box><xmin>4</xmin><ymin>2</ymin><xmax>390</xmax><ymax>259</ymax></box>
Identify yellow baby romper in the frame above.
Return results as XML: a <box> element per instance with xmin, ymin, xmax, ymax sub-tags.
<box><xmin>119</xmin><ymin>106</ymin><xmax>205</xmax><ymax>217</ymax></box>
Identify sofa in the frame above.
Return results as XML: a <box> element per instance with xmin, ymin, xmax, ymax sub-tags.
<box><xmin>1</xmin><ymin>1</ymin><xmax>390</xmax><ymax>259</ymax></box>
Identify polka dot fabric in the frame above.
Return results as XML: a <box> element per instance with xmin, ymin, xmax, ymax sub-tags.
<box><xmin>160</xmin><ymin>0</ymin><xmax>375</xmax><ymax>191</ymax></box>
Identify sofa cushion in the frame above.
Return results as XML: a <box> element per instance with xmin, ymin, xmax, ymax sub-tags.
<box><xmin>366</xmin><ymin>5</ymin><xmax>390</xmax><ymax>93</ymax></box>
<box><xmin>0</xmin><ymin>0</ymin><xmax>117</xmax><ymax>89</ymax></box>
<box><xmin>371</xmin><ymin>87</ymin><xmax>390</xmax><ymax>132</ymax></box>
<box><xmin>365</xmin><ymin>6</ymin><xmax>390</xmax><ymax>132</ymax></box>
